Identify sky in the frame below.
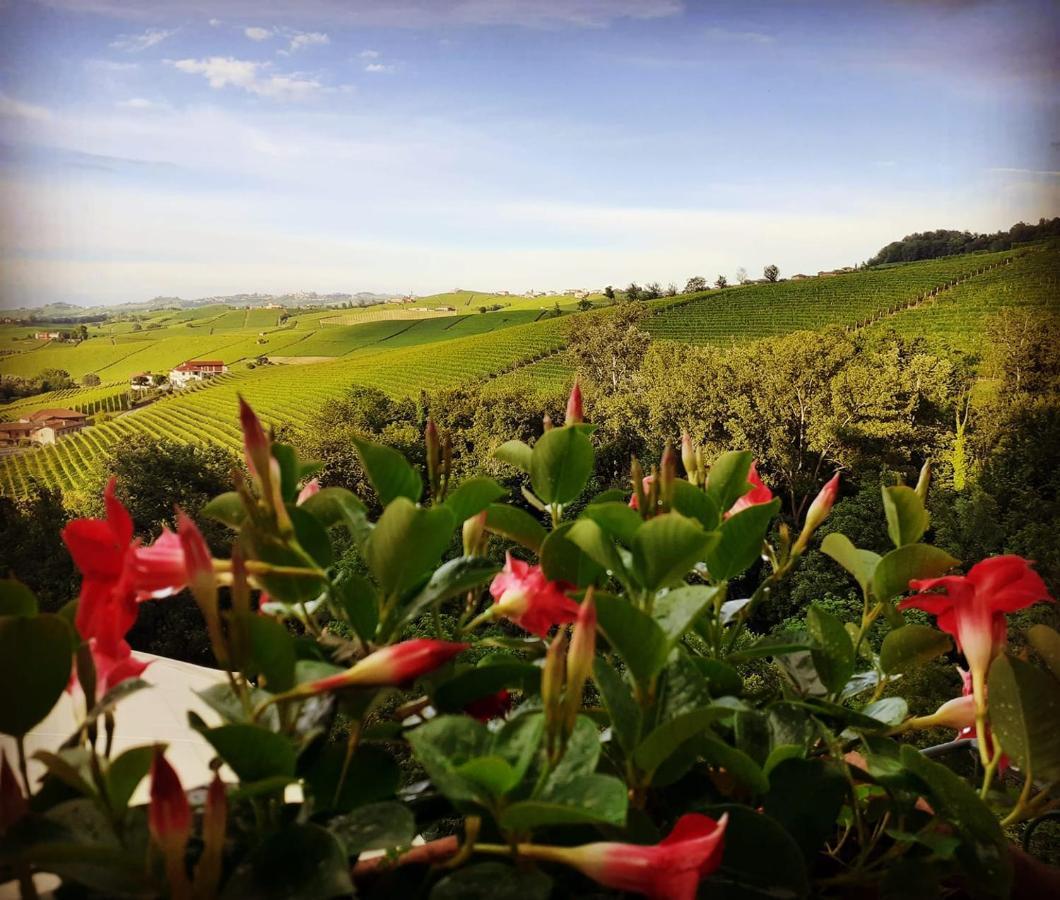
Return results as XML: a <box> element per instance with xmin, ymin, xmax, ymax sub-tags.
<box><xmin>0</xmin><ymin>0</ymin><xmax>1057</xmax><ymax>307</ymax></box>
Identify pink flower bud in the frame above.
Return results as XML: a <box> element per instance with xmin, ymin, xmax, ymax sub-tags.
<box><xmin>793</xmin><ymin>473</ymin><xmax>840</xmax><ymax>553</ymax></box>
<box><xmin>238</xmin><ymin>395</ymin><xmax>271</xmax><ymax>481</ymax></box>
<box><xmin>564</xmin><ymin>593</ymin><xmax>596</xmax><ymax>729</ymax></box>
<box><xmin>296</xmin><ymin>478</ymin><xmax>321</xmax><ymax>505</ymax></box>
<box><xmin>149</xmin><ymin>749</ymin><xmax>191</xmax><ymax>847</ymax></box>
<box><xmin>565</xmin><ymin>379</ymin><xmax>583</xmax><ymax>425</ymax></box>
<box><xmin>288</xmin><ymin>639</ymin><xmax>469</xmax><ymax>696</ymax></box>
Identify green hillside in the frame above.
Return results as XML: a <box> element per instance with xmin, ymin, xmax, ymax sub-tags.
<box><xmin>3</xmin><ymin>245</ymin><xmax>1055</xmax><ymax>497</ymax></box>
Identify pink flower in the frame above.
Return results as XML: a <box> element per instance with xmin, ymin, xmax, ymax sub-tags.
<box><xmin>131</xmin><ymin>527</ymin><xmax>188</xmax><ymax>600</ymax></box>
<box><xmin>519</xmin><ymin>813</ymin><xmax>728</xmax><ymax>900</ymax></box>
<box><xmin>899</xmin><ymin>555</ymin><xmax>1052</xmax><ymax>704</ymax></box>
<box><xmin>296</xmin><ymin>478</ymin><xmax>320</xmax><ymax>505</ymax></box>
<box><xmin>283</xmin><ymin>639</ymin><xmax>469</xmax><ymax>698</ymax></box>
<box><xmin>565</xmin><ymin>379</ymin><xmax>584</xmax><ymax>425</ymax></box>
<box><xmin>724</xmin><ymin>462</ymin><xmax>773</xmax><ymax>519</ymax></box>
<box><xmin>464</xmin><ymin>690</ymin><xmax>512</xmax><ymax>722</ymax></box>
<box><xmin>628</xmin><ymin>475</ymin><xmax>655</xmax><ymax>510</ymax></box>
<box><xmin>488</xmin><ymin>553</ymin><xmax>580</xmax><ymax>637</ymax></box>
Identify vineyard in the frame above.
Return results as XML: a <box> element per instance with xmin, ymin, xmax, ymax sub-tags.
<box><xmin>2</xmin><ymin>245</ymin><xmax>1055</xmax><ymax>497</ymax></box>
<box><xmin>646</xmin><ymin>250</ymin><xmax>1016</xmax><ymax>344</ymax></box>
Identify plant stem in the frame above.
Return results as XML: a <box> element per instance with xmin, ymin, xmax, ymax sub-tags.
<box><xmin>15</xmin><ymin>735</ymin><xmax>31</xmax><ymax>797</ymax></box>
<box><xmin>979</xmin><ymin>740</ymin><xmax>1004</xmax><ymax>799</ymax></box>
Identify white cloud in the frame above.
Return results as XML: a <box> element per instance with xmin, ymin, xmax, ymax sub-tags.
<box><xmin>170</xmin><ymin>56</ymin><xmax>322</xmax><ymax>100</ymax></box>
<box><xmin>288</xmin><ymin>31</ymin><xmax>329</xmax><ymax>52</ymax></box>
<box><xmin>244</xmin><ymin>26</ymin><xmax>273</xmax><ymax>41</ymax></box>
<box><xmin>704</xmin><ymin>26</ymin><xmax>774</xmax><ymax>45</ymax></box>
<box><xmin>117</xmin><ymin>97</ymin><xmax>162</xmax><ymax>110</ymax></box>
<box><xmin>364</xmin><ymin>63</ymin><xmax>395</xmax><ymax>74</ymax></box>
<box><xmin>0</xmin><ymin>93</ymin><xmax>52</xmax><ymax>122</ymax></box>
<box><xmin>208</xmin><ymin>18</ymin><xmax>221</xmax><ymax>27</ymax></box>
<box><xmin>987</xmin><ymin>167</ymin><xmax>1060</xmax><ymax>178</ymax></box>
<box><xmin>109</xmin><ymin>28</ymin><xmax>175</xmax><ymax>52</ymax></box>
<box><xmin>359</xmin><ymin>49</ymin><xmax>380</xmax><ymax>59</ymax></box>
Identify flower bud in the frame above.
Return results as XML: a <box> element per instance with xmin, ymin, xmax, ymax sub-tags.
<box><xmin>793</xmin><ymin>473</ymin><xmax>839</xmax><ymax>553</ymax></box>
<box><xmin>425</xmin><ymin>417</ymin><xmax>440</xmax><ymax>495</ymax></box>
<box><xmin>543</xmin><ymin>412</ymin><xmax>553</xmax><ymax>431</ymax></box>
<box><xmin>238</xmin><ymin>395</ymin><xmax>270</xmax><ymax>482</ymax></box>
<box><xmin>681</xmin><ymin>432</ymin><xmax>698</xmax><ymax>484</ymax></box>
<box><xmin>564</xmin><ymin>591</ymin><xmax>596</xmax><ymax>731</ymax></box>
<box><xmin>542</xmin><ymin>630</ymin><xmax>568</xmax><ymax>756</ymax></box>
<box><xmin>565</xmin><ymin>379</ymin><xmax>584</xmax><ymax>425</ymax></box>
<box><xmin>193</xmin><ymin>772</ymin><xmax>227</xmax><ymax>900</ymax></box>
<box><xmin>462</xmin><ymin>510</ymin><xmax>488</xmax><ymax>557</ymax></box>
<box><xmin>149</xmin><ymin>749</ymin><xmax>191</xmax><ymax>899</ymax></box>
<box><xmin>915</xmin><ymin>459</ymin><xmax>931</xmax><ymax>503</ymax></box>
<box><xmin>178</xmin><ymin>511</ymin><xmax>227</xmax><ymax>668</ymax></box>
<box><xmin>911</xmin><ymin>694</ymin><xmax>976</xmax><ymax>731</ymax></box>
<box><xmin>659</xmin><ymin>444</ymin><xmax>676</xmax><ymax>509</ymax></box>
<box><xmin>296</xmin><ymin>478</ymin><xmax>320</xmax><ymax>505</ymax></box>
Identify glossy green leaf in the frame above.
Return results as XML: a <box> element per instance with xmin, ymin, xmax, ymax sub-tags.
<box><xmin>330</xmin><ymin>572</ymin><xmax>378</xmax><ymax>645</ymax></box>
<box><xmin>704</xmin><ymin>804</ymin><xmax>810</xmax><ymax>899</ymax></box>
<box><xmin>1027</xmin><ymin>624</ymin><xmax>1060</xmax><ymax>682</ymax></box>
<box><xmin>592</xmin><ymin>656</ymin><xmax>641</xmax><ymax>755</ymax></box>
<box><xmin>706</xmin><ymin>498</ymin><xmax>780</xmax><ymax>582</ymax></box>
<box><xmin>302</xmin><ymin>744</ymin><xmax>400</xmax><ymax>813</ymax></box>
<box><xmin>445</xmin><ymin>476</ymin><xmax>506</xmax><ymax>523</ymax></box>
<box><xmin>872</xmin><ymin>544</ymin><xmax>958</xmax><ymax>603</ymax></box>
<box><xmin>484</xmin><ymin>502</ymin><xmax>546</xmax><ymax>553</ymax></box>
<box><xmin>540</xmin><ymin>522</ymin><xmax>603</xmax><ymax>587</ymax></box>
<box><xmin>882</xmin><ymin>484</ymin><xmax>929</xmax><ymax>547</ymax></box>
<box><xmin>764</xmin><ymin>758</ymin><xmax>848</xmax><ymax>858</ymax></box>
<box><xmin>821</xmin><ymin>532</ymin><xmax>881</xmax><ymax>595</ymax></box>
<box><xmin>807</xmin><ymin>604</ymin><xmax>855</xmax><ymax>694</ymax></box>
<box><xmin>529</xmin><ymin>425</ymin><xmax>594</xmax><ymax>505</ymax></box>
<box><xmin>434</xmin><ymin>660</ymin><xmax>540</xmax><ymax>712</ymax></box>
<box><xmin>105</xmin><ymin>746</ymin><xmax>154</xmax><ymax>814</ymax></box>
<box><xmin>566</xmin><ymin>518</ymin><xmax>631</xmax><ymax>586</ymax></box>
<box><xmin>493</xmin><ymin>439</ymin><xmax>533</xmax><ymax>473</ymax></box>
<box><xmin>0</xmin><ymin>579</ymin><xmax>37</xmax><ymax>616</ymax></box>
<box><xmin>705</xmin><ymin>450</ymin><xmax>754</xmax><ymax>512</ymax></box>
<box><xmin>366</xmin><ymin>497</ymin><xmax>455</xmax><ymax>596</ymax></box>
<box><xmin>594</xmin><ymin>592</ymin><xmax>669</xmax><ymax>685</ymax></box>
<box><xmin>580</xmin><ymin>500</ymin><xmax>645</xmax><ymax>545</ymax></box>
<box><xmin>631</xmin><ymin>512</ymin><xmax>716</xmax><ymax>592</ymax></box>
<box><xmin>988</xmin><ymin>654</ymin><xmax>1060</xmax><ymax>782</ymax></box>
<box><xmin>879</xmin><ymin>624</ymin><xmax>952</xmax><ymax>675</ymax></box>
<box><xmin>326</xmin><ymin>801</ymin><xmax>415</xmax><ymax>857</ymax></box>
<box><xmin>201</xmin><ymin>724</ymin><xmax>296</xmax><ymax>783</ymax></box>
<box><xmin>634</xmin><ymin>706</ymin><xmax>728</xmax><ymax>774</ymax></box>
<box><xmin>298</xmin><ymin>486</ymin><xmax>369</xmax><ymax>542</ymax></box>
<box><xmin>398</xmin><ymin>556</ymin><xmax>500</xmax><ymax>629</ymax></box>
<box><xmin>861</xmin><ymin>697</ymin><xmax>908</xmax><ymax>726</ymax></box>
<box><xmin>353</xmin><ymin>436</ymin><xmax>423</xmax><ymax>505</ymax></box>
<box><xmin>201</xmin><ymin>491</ymin><xmax>247</xmax><ymax>529</ymax></box>
<box><xmin>0</xmin><ymin>613</ymin><xmax>72</xmax><ymax>736</ymax></box>
<box><xmin>670</xmin><ymin>479</ymin><xmax>721</xmax><ymax>531</ymax></box>
<box><xmin>244</xmin><ymin>612</ymin><xmax>296</xmax><ymax>693</ymax></box>
<box><xmin>653</xmin><ymin>584</ymin><xmax>720</xmax><ymax>645</ymax></box>
<box><xmin>501</xmin><ymin>773</ymin><xmax>628</xmax><ymax>831</ymax></box>
<box><xmin>221</xmin><ymin>823</ymin><xmax>353</xmax><ymax>900</ymax></box>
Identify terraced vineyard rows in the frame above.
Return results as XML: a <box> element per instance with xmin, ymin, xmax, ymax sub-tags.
<box><xmin>0</xmin><ymin>317</ymin><xmax>569</xmax><ymax>495</ymax></box>
<box><xmin>646</xmin><ymin>251</ymin><xmax>1015</xmax><ymax>344</ymax></box>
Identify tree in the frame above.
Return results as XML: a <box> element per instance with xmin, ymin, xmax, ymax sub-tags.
<box><xmin>736</xmin><ymin>267</ymin><xmax>749</xmax><ymax>284</ymax></box>
<box><xmin>665</xmin><ymin>283</ymin><xmax>678</xmax><ymax>297</ymax></box>
<box><xmin>577</xmin><ymin>298</ymin><xmax>594</xmax><ymax>311</ymax></box>
<box><xmin>603</xmin><ymin>285</ymin><xmax>615</xmax><ymax>300</ymax></box>
<box><xmin>82</xmin><ymin>373</ymin><xmax>101</xmax><ymax>386</ymax></box>
<box><xmin>0</xmin><ymin>484</ymin><xmax>77</xmax><ymax>614</ymax></box>
<box><xmin>685</xmin><ymin>276</ymin><xmax>707</xmax><ymax>293</ymax></box>
<box><xmin>566</xmin><ymin>303</ymin><xmax>651</xmax><ymax>395</ymax></box>
<box><xmin>78</xmin><ymin>324</ymin><xmax>88</xmax><ymax>341</ymax></box>
<box><xmin>982</xmin><ymin>308</ymin><xmax>1060</xmax><ymax>396</ymax></box>
<box><xmin>643</xmin><ymin>282</ymin><xmax>662</xmax><ymax>300</ymax></box>
<box><xmin>625</xmin><ymin>282</ymin><xmax>642</xmax><ymax>302</ymax></box>
<box><xmin>715</xmin><ymin>275</ymin><xmax>728</xmax><ymax>289</ymax></box>
<box><xmin>764</xmin><ymin>264</ymin><xmax>780</xmax><ymax>282</ymax></box>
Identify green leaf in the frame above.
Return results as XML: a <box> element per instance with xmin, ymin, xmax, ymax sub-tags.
<box><xmin>764</xmin><ymin>758</ymin><xmax>848</xmax><ymax>858</ymax></box>
<box><xmin>988</xmin><ymin>654</ymin><xmax>1060</xmax><ymax>783</ymax></box>
<box><xmin>501</xmin><ymin>773</ymin><xmax>628</xmax><ymax>832</ymax></box>
<box><xmin>299</xmin><ymin>486</ymin><xmax>367</xmax><ymax>534</ymax></box>
<box><xmin>201</xmin><ymin>491</ymin><xmax>247</xmax><ymax>529</ymax></box>
<box><xmin>445</xmin><ymin>476</ymin><xmax>506</xmax><ymax>523</ymax></box>
<box><xmin>366</xmin><ymin>497</ymin><xmax>455</xmax><ymax>596</ymax></box>
<box><xmin>705</xmin><ymin>450</ymin><xmax>754</xmax><ymax>512</ymax></box>
<box><xmin>484</xmin><ymin>502</ymin><xmax>546</xmax><ymax>553</ymax></box>
<box><xmin>670</xmin><ymin>480</ymin><xmax>721</xmax><ymax>531</ymax></box>
<box><xmin>540</xmin><ymin>522</ymin><xmax>604</xmax><ymax>588</ymax></box>
<box><xmin>634</xmin><ymin>706</ymin><xmax>728</xmax><ymax>775</ymax></box>
<box><xmin>326</xmin><ymin>801</ymin><xmax>415</xmax><ymax>857</ymax></box>
<box><xmin>566</xmin><ymin>518</ymin><xmax>631</xmax><ymax>586</ymax></box>
<box><xmin>706</xmin><ymin>498</ymin><xmax>780</xmax><ymax>582</ymax></box>
<box><xmin>301</xmin><ymin>744</ymin><xmax>399</xmax><ymax>813</ymax></box>
<box><xmin>653</xmin><ymin>585</ymin><xmax>720</xmax><ymax>645</ymax></box>
<box><xmin>699</xmin><ymin>734</ymin><xmax>769</xmax><ymax>794</ymax></box>
<box><xmin>807</xmin><ymin>604</ymin><xmax>855</xmax><ymax>694</ymax></box>
<box><xmin>882</xmin><ymin>484</ymin><xmax>930</xmax><ymax>547</ymax></box>
<box><xmin>221</xmin><ymin>823</ymin><xmax>353</xmax><ymax>900</ymax></box>
<box><xmin>0</xmin><ymin>613</ymin><xmax>72</xmax><ymax>736</ymax></box>
<box><xmin>456</xmin><ymin>756</ymin><xmax>521</xmax><ymax>797</ymax></box>
<box><xmin>821</xmin><ymin>533</ymin><xmax>881</xmax><ymax>595</ymax></box>
<box><xmin>693</xmin><ymin>657</ymin><xmax>743</xmax><ymax>696</ymax></box>
<box><xmin>0</xmin><ymin>579</ymin><xmax>37</xmax><ymax>616</ymax></box>
<box><xmin>592</xmin><ymin>656</ymin><xmax>641</xmax><ymax>755</ymax></box>
<box><xmin>491</xmin><ymin>712</ymin><xmax>546</xmax><ymax>788</ymax></box>
<box><xmin>529</xmin><ymin>425</ymin><xmax>594</xmax><ymax>505</ymax></box>
<box><xmin>330</xmin><ymin>572</ymin><xmax>378</xmax><ymax>645</ymax></box>
<box><xmin>398</xmin><ymin>556</ymin><xmax>500</xmax><ymax>630</ymax></box>
<box><xmin>287</xmin><ymin>504</ymin><xmax>333</xmax><ymax>567</ymax></box>
<box><xmin>579</xmin><ymin>501</ymin><xmax>644</xmax><ymax>545</ymax></box>
<box><xmin>899</xmin><ymin>746</ymin><xmax>1011</xmax><ymax>896</ymax></box>
<box><xmin>879</xmin><ymin>625</ymin><xmax>952</xmax><ymax>675</ymax></box>
<box><xmin>201</xmin><ymin>724</ymin><xmax>296</xmax><ymax>782</ymax></box>
<box><xmin>595</xmin><ymin>592</ymin><xmax>669</xmax><ymax>685</ymax></box>
<box><xmin>105</xmin><ymin>746</ymin><xmax>154</xmax><ymax>813</ymax></box>
<box><xmin>432</xmin><ymin>863</ymin><xmax>552</xmax><ymax>900</ymax></box>
<box><xmin>1027</xmin><ymin>624</ymin><xmax>1060</xmax><ymax>682</ymax></box>
<box><xmin>244</xmin><ymin>612</ymin><xmax>296</xmax><ymax>693</ymax></box>
<box><xmin>707</xmin><ymin>803</ymin><xmax>810</xmax><ymax>898</ymax></box>
<box><xmin>872</xmin><ymin>543</ymin><xmax>959</xmax><ymax>603</ymax></box>
<box><xmin>727</xmin><ymin>632</ymin><xmax>811</xmax><ymax>663</ymax></box>
<box><xmin>434</xmin><ymin>660</ymin><xmax>540</xmax><ymax>712</ymax></box>
<box><xmin>631</xmin><ymin>512</ymin><xmax>716</xmax><ymax>592</ymax></box>
<box><xmin>493</xmin><ymin>439</ymin><xmax>533</xmax><ymax>473</ymax></box>
<box><xmin>353</xmin><ymin>436</ymin><xmax>423</xmax><ymax>505</ymax></box>
<box><xmin>861</xmin><ymin>697</ymin><xmax>908</xmax><ymax>726</ymax></box>
<box><xmin>543</xmin><ymin>716</ymin><xmax>602</xmax><ymax>787</ymax></box>
<box><xmin>405</xmin><ymin>716</ymin><xmax>493</xmax><ymax>807</ymax></box>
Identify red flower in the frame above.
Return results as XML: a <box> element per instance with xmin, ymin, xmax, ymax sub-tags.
<box><xmin>62</xmin><ymin>479</ymin><xmax>191</xmax><ymax>656</ymax></box>
<box><xmin>0</xmin><ymin>750</ymin><xmax>28</xmax><ymax>834</ymax></box>
<box><xmin>724</xmin><ymin>462</ymin><xmax>773</xmax><ymax>518</ymax></box>
<box><xmin>464</xmin><ymin>690</ymin><xmax>512</xmax><ymax>722</ymax></box>
<box><xmin>488</xmin><ymin>553</ymin><xmax>579</xmax><ymax>637</ymax></box>
<box><xmin>899</xmin><ymin>555</ymin><xmax>1052</xmax><ymax>703</ymax></box>
<box><xmin>282</xmin><ymin>639</ymin><xmax>469</xmax><ymax>698</ymax></box>
<box><xmin>565</xmin><ymin>379</ymin><xmax>584</xmax><ymax>425</ymax></box>
<box><xmin>628</xmin><ymin>475</ymin><xmax>655</xmax><ymax>510</ymax></box>
<box><xmin>296</xmin><ymin>478</ymin><xmax>320</xmax><ymax>505</ymax></box>
<box><xmin>519</xmin><ymin>812</ymin><xmax>728</xmax><ymax>900</ymax></box>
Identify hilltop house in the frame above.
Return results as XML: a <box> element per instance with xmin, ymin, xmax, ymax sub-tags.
<box><xmin>169</xmin><ymin>360</ymin><xmax>227</xmax><ymax>388</ymax></box>
<box><xmin>0</xmin><ymin>408</ymin><xmax>87</xmax><ymax>447</ymax></box>
<box><xmin>34</xmin><ymin>331</ymin><xmax>61</xmax><ymax>340</ymax></box>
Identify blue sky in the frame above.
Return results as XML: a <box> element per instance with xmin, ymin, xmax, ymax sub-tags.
<box><xmin>0</xmin><ymin>0</ymin><xmax>1057</xmax><ymax>306</ymax></box>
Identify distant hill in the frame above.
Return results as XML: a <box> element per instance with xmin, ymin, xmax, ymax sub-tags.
<box><xmin>867</xmin><ymin>217</ymin><xmax>1060</xmax><ymax>266</ymax></box>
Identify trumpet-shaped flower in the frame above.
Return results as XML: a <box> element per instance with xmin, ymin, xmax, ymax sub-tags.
<box><xmin>488</xmin><ymin>553</ymin><xmax>579</xmax><ymax>636</ymax></box>
<box><xmin>518</xmin><ymin>812</ymin><xmax>728</xmax><ymax>900</ymax></box>
<box><xmin>724</xmin><ymin>462</ymin><xmax>773</xmax><ymax>518</ymax></box>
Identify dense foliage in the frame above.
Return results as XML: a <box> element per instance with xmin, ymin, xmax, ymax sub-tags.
<box><xmin>866</xmin><ymin>217</ymin><xmax>1060</xmax><ymax>266</ymax></box>
<box><xmin>1</xmin><ymin>386</ymin><xmax>1058</xmax><ymax>899</ymax></box>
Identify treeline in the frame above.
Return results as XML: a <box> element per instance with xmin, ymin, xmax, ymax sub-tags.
<box><xmin>867</xmin><ymin>217</ymin><xmax>1060</xmax><ymax>266</ymax></box>
<box><xmin>0</xmin><ymin>368</ymin><xmax>78</xmax><ymax>403</ymax></box>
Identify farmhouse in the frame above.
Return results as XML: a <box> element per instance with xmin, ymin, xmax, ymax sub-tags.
<box><xmin>0</xmin><ymin>408</ymin><xmax>88</xmax><ymax>446</ymax></box>
<box><xmin>169</xmin><ymin>359</ymin><xmax>228</xmax><ymax>388</ymax></box>
<box><xmin>34</xmin><ymin>331</ymin><xmax>61</xmax><ymax>340</ymax></box>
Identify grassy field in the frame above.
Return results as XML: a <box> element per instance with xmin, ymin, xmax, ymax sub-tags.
<box><xmin>3</xmin><ymin>246</ymin><xmax>1056</xmax><ymax>496</ymax></box>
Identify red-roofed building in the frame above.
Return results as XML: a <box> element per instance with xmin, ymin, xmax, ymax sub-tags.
<box><xmin>169</xmin><ymin>359</ymin><xmax>228</xmax><ymax>388</ymax></box>
<box><xmin>0</xmin><ymin>407</ymin><xmax>87</xmax><ymax>446</ymax></box>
